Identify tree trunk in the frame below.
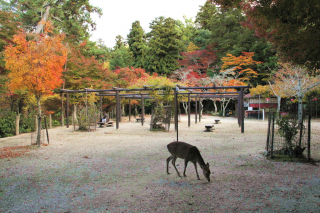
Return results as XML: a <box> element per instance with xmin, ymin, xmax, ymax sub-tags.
<box><xmin>182</xmin><ymin>102</ymin><xmax>188</xmax><ymax>115</ymax></box>
<box><xmin>15</xmin><ymin>114</ymin><xmax>20</xmax><ymax>135</ymax></box>
<box><xmin>213</xmin><ymin>99</ymin><xmax>218</xmax><ymax>113</ymax></box>
<box><xmin>199</xmin><ymin>99</ymin><xmax>203</xmax><ymax>118</ymax></box>
<box><xmin>35</xmin><ymin>6</ymin><xmax>51</xmax><ymax>34</ymax></box>
<box><xmin>277</xmin><ymin>96</ymin><xmax>281</xmax><ymax>112</ymax></box>
<box><xmin>36</xmin><ymin>98</ymin><xmax>42</xmax><ymax>146</ymax></box>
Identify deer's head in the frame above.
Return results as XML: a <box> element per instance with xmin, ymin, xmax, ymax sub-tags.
<box><xmin>201</xmin><ymin>162</ymin><xmax>211</xmax><ymax>182</ymax></box>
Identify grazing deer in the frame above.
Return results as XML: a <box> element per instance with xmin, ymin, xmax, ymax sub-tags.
<box><xmin>166</xmin><ymin>141</ymin><xmax>211</xmax><ymax>182</ymax></box>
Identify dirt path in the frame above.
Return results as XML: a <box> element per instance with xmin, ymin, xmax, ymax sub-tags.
<box><xmin>1</xmin><ymin>115</ymin><xmax>320</xmax><ymax>212</ymax></box>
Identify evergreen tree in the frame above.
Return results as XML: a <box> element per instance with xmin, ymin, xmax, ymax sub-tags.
<box><xmin>114</xmin><ymin>35</ymin><xmax>126</xmax><ymax>49</ymax></box>
<box><xmin>7</xmin><ymin>0</ymin><xmax>102</xmax><ymax>43</ymax></box>
<box><xmin>127</xmin><ymin>21</ymin><xmax>147</xmax><ymax>68</ymax></box>
<box><xmin>145</xmin><ymin>17</ymin><xmax>184</xmax><ymax>75</ymax></box>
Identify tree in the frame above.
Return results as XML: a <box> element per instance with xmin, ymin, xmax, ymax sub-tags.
<box><xmin>108</xmin><ymin>46</ymin><xmax>134</xmax><ymax>70</ymax></box>
<box><xmin>8</xmin><ymin>0</ymin><xmax>102</xmax><ymax>42</ymax></box>
<box><xmin>4</xmin><ymin>25</ymin><xmax>67</xmax><ymax>145</ymax></box>
<box><xmin>64</xmin><ymin>42</ymin><xmax>115</xmax><ymax>90</ymax></box>
<box><xmin>212</xmin><ymin>0</ymin><xmax>320</xmax><ymax>70</ymax></box>
<box><xmin>270</xmin><ymin>62</ymin><xmax>320</xmax><ymax>123</ymax></box>
<box><xmin>146</xmin><ymin>17</ymin><xmax>184</xmax><ymax>75</ymax></box>
<box><xmin>114</xmin><ymin>35</ymin><xmax>126</xmax><ymax>49</ymax></box>
<box><xmin>213</xmin><ymin>52</ymin><xmax>261</xmax><ymax>116</ymax></box>
<box><xmin>179</xmin><ymin>45</ymin><xmax>218</xmax><ymax>74</ymax></box>
<box><xmin>220</xmin><ymin>52</ymin><xmax>261</xmax><ymax>84</ymax></box>
<box><xmin>195</xmin><ymin>1</ymin><xmax>218</xmax><ymax>30</ymax></box>
<box><xmin>127</xmin><ymin>21</ymin><xmax>147</xmax><ymax>68</ymax></box>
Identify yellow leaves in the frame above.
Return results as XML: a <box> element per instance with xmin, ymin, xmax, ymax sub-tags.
<box><xmin>220</xmin><ymin>52</ymin><xmax>261</xmax><ymax>81</ymax></box>
<box><xmin>187</xmin><ymin>42</ymin><xmax>200</xmax><ymax>52</ymax></box>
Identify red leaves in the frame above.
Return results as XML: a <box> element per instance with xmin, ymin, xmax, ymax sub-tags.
<box><xmin>0</xmin><ymin>146</ymin><xmax>31</xmax><ymax>159</ymax></box>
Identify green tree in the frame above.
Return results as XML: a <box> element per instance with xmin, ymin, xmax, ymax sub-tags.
<box><xmin>195</xmin><ymin>1</ymin><xmax>218</xmax><ymax>30</ymax></box>
<box><xmin>146</xmin><ymin>16</ymin><xmax>184</xmax><ymax>75</ymax></box>
<box><xmin>114</xmin><ymin>35</ymin><xmax>126</xmax><ymax>49</ymax></box>
<box><xmin>109</xmin><ymin>46</ymin><xmax>134</xmax><ymax>70</ymax></box>
<box><xmin>8</xmin><ymin>0</ymin><xmax>102</xmax><ymax>42</ymax></box>
<box><xmin>212</xmin><ymin>0</ymin><xmax>320</xmax><ymax>70</ymax></box>
<box><xmin>127</xmin><ymin>21</ymin><xmax>147</xmax><ymax>68</ymax></box>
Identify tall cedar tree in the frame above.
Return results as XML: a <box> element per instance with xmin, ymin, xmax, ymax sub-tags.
<box><xmin>4</xmin><ymin>26</ymin><xmax>68</xmax><ymax>145</ymax></box>
<box><xmin>146</xmin><ymin>17</ymin><xmax>184</xmax><ymax>75</ymax></box>
<box><xmin>212</xmin><ymin>0</ymin><xmax>320</xmax><ymax>70</ymax></box>
<box><xmin>8</xmin><ymin>0</ymin><xmax>102</xmax><ymax>42</ymax></box>
<box><xmin>127</xmin><ymin>21</ymin><xmax>147</xmax><ymax>68</ymax></box>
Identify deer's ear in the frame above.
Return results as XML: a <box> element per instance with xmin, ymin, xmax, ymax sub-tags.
<box><xmin>206</xmin><ymin>162</ymin><xmax>209</xmax><ymax>167</ymax></box>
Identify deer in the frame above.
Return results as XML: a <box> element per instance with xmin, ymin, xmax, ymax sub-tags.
<box><xmin>166</xmin><ymin>141</ymin><xmax>211</xmax><ymax>182</ymax></box>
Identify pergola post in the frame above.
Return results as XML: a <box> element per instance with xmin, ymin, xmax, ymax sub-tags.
<box><xmin>100</xmin><ymin>95</ymin><xmax>102</xmax><ymax>119</ymax></box>
<box><xmin>195</xmin><ymin>96</ymin><xmax>198</xmax><ymax>124</ymax></box>
<box><xmin>174</xmin><ymin>88</ymin><xmax>178</xmax><ymax>132</ymax></box>
<box><xmin>116</xmin><ymin>90</ymin><xmax>119</xmax><ymax>129</ymax></box>
<box><xmin>61</xmin><ymin>93</ymin><xmax>64</xmax><ymax>127</ymax></box>
<box><xmin>238</xmin><ymin>95</ymin><xmax>241</xmax><ymax>127</ymax></box>
<box><xmin>66</xmin><ymin>92</ymin><xmax>69</xmax><ymax>128</ymax></box>
<box><xmin>188</xmin><ymin>93</ymin><xmax>191</xmax><ymax>127</ymax></box>
<box><xmin>199</xmin><ymin>97</ymin><xmax>201</xmax><ymax>122</ymax></box>
<box><xmin>240</xmin><ymin>88</ymin><xmax>244</xmax><ymax>133</ymax></box>
<box><xmin>141</xmin><ymin>95</ymin><xmax>145</xmax><ymax>126</ymax></box>
<box><xmin>129</xmin><ymin>99</ymin><xmax>131</xmax><ymax>121</ymax></box>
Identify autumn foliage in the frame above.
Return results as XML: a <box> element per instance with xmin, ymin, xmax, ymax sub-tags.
<box><xmin>220</xmin><ymin>52</ymin><xmax>261</xmax><ymax>82</ymax></box>
<box><xmin>4</xmin><ymin>25</ymin><xmax>68</xmax><ymax>99</ymax></box>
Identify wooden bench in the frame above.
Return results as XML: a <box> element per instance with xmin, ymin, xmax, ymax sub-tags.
<box><xmin>215</xmin><ymin>120</ymin><xmax>221</xmax><ymax>124</ymax></box>
<box><xmin>97</xmin><ymin>122</ymin><xmax>106</xmax><ymax>128</ymax></box>
<box><xmin>106</xmin><ymin>121</ymin><xmax>114</xmax><ymax>127</ymax></box>
<box><xmin>97</xmin><ymin>121</ymin><xmax>114</xmax><ymax>127</ymax></box>
<box><xmin>136</xmin><ymin>118</ymin><xmax>145</xmax><ymax>122</ymax></box>
<box><xmin>204</xmin><ymin>124</ymin><xmax>214</xmax><ymax>132</ymax></box>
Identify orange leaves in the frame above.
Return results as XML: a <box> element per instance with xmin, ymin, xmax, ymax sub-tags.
<box><xmin>0</xmin><ymin>146</ymin><xmax>31</xmax><ymax>159</ymax></box>
<box><xmin>220</xmin><ymin>52</ymin><xmax>261</xmax><ymax>81</ymax></box>
<box><xmin>4</xmin><ymin>27</ymin><xmax>68</xmax><ymax>98</ymax></box>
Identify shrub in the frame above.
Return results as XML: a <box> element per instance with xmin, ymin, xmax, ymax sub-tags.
<box><xmin>0</xmin><ymin>110</ymin><xmax>16</xmax><ymax>138</ymax></box>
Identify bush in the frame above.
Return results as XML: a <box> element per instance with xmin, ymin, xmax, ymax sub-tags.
<box><xmin>0</xmin><ymin>110</ymin><xmax>16</xmax><ymax>138</ymax></box>
<box><xmin>19</xmin><ymin>112</ymin><xmax>36</xmax><ymax>133</ymax></box>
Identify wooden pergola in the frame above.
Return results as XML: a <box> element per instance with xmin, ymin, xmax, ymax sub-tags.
<box><xmin>60</xmin><ymin>84</ymin><xmax>251</xmax><ymax>133</ymax></box>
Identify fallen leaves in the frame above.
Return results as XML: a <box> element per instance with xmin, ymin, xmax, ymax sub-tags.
<box><xmin>0</xmin><ymin>146</ymin><xmax>31</xmax><ymax>159</ymax></box>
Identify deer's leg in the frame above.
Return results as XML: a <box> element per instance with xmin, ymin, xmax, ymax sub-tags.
<box><xmin>183</xmin><ymin>159</ymin><xmax>189</xmax><ymax>177</ymax></box>
<box><xmin>172</xmin><ymin>156</ymin><xmax>181</xmax><ymax>177</ymax></box>
<box><xmin>166</xmin><ymin>156</ymin><xmax>173</xmax><ymax>174</ymax></box>
<box><xmin>193</xmin><ymin>162</ymin><xmax>200</xmax><ymax>180</ymax></box>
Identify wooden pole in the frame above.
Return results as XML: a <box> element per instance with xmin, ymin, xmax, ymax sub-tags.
<box><xmin>100</xmin><ymin>95</ymin><xmax>102</xmax><ymax>119</ymax></box>
<box><xmin>141</xmin><ymin>95</ymin><xmax>145</xmax><ymax>126</ymax></box>
<box><xmin>61</xmin><ymin>93</ymin><xmax>64</xmax><ymax>127</ymax></box>
<box><xmin>129</xmin><ymin>99</ymin><xmax>131</xmax><ymax>121</ymax></box>
<box><xmin>49</xmin><ymin>114</ymin><xmax>52</xmax><ymax>129</ymax></box>
<box><xmin>188</xmin><ymin>93</ymin><xmax>191</xmax><ymax>127</ymax></box>
<box><xmin>15</xmin><ymin>114</ymin><xmax>20</xmax><ymax>135</ymax></box>
<box><xmin>270</xmin><ymin>113</ymin><xmax>275</xmax><ymax>159</ymax></box>
<box><xmin>195</xmin><ymin>96</ymin><xmax>198</xmax><ymax>124</ymax></box>
<box><xmin>44</xmin><ymin>116</ymin><xmax>49</xmax><ymax>144</ymax></box>
<box><xmin>266</xmin><ymin>114</ymin><xmax>271</xmax><ymax>151</ymax></box>
<box><xmin>174</xmin><ymin>88</ymin><xmax>179</xmax><ymax>140</ymax></box>
<box><xmin>240</xmin><ymin>88</ymin><xmax>244</xmax><ymax>133</ymax></box>
<box><xmin>116</xmin><ymin>90</ymin><xmax>119</xmax><ymax>129</ymax></box>
<box><xmin>199</xmin><ymin>98</ymin><xmax>201</xmax><ymax>122</ymax></box>
<box><xmin>308</xmin><ymin>112</ymin><xmax>311</xmax><ymax>160</ymax></box>
<box><xmin>238</xmin><ymin>96</ymin><xmax>241</xmax><ymax>127</ymax></box>
<box><xmin>66</xmin><ymin>92</ymin><xmax>69</xmax><ymax>128</ymax></box>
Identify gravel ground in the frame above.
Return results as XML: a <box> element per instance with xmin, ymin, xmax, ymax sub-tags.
<box><xmin>0</xmin><ymin>115</ymin><xmax>320</xmax><ymax>213</ymax></box>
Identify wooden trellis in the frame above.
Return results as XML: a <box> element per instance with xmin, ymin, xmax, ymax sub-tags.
<box><xmin>60</xmin><ymin>84</ymin><xmax>251</xmax><ymax>133</ymax></box>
